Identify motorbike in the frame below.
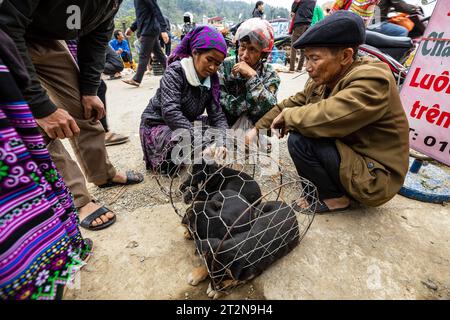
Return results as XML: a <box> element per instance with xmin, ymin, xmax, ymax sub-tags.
<box><xmin>364</xmin><ymin>30</ymin><xmax>413</xmax><ymax>64</ymax></box>
<box><xmin>366</xmin><ymin>7</ymin><xmax>429</xmax><ymax>65</ymax></box>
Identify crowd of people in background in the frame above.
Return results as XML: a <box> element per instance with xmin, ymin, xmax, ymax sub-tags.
<box><xmin>0</xmin><ymin>0</ymin><xmax>425</xmax><ymax>300</ymax></box>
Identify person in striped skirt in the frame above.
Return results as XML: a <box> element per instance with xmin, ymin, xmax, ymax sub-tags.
<box><xmin>0</xmin><ymin>29</ymin><xmax>92</xmax><ymax>300</ymax></box>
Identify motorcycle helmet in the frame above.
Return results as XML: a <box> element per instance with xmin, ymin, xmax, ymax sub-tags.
<box><xmin>183</xmin><ymin>12</ymin><xmax>194</xmax><ymax>24</ymax></box>
<box><xmin>233</xmin><ymin>18</ymin><xmax>274</xmax><ymax>53</ymax></box>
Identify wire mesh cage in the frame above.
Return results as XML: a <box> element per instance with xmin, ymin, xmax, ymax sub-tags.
<box><xmin>185</xmin><ymin>175</ymin><xmax>317</xmax><ymax>294</ymax></box>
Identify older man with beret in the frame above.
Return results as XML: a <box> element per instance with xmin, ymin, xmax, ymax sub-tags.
<box><xmin>247</xmin><ymin>11</ymin><xmax>409</xmax><ymax>213</ymax></box>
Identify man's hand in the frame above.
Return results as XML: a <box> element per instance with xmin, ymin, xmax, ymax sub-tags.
<box><xmin>232</xmin><ymin>61</ymin><xmax>257</xmax><ymax>79</ymax></box>
<box><xmin>36</xmin><ymin>109</ymin><xmax>80</xmax><ymax>140</ymax></box>
<box><xmin>271</xmin><ymin>110</ymin><xmax>287</xmax><ymax>138</ymax></box>
<box><xmin>203</xmin><ymin>145</ymin><xmax>227</xmax><ymax>161</ymax></box>
<box><xmin>245</xmin><ymin>127</ymin><xmax>259</xmax><ymax>146</ymax></box>
<box><xmin>117</xmin><ymin>48</ymin><xmax>123</xmax><ymax>54</ymax></box>
<box><xmin>161</xmin><ymin>32</ymin><xmax>169</xmax><ymax>44</ymax></box>
<box><xmin>290</xmin><ymin>12</ymin><xmax>295</xmax><ymax>18</ymax></box>
<box><xmin>125</xmin><ymin>28</ymin><xmax>133</xmax><ymax>37</ymax></box>
<box><xmin>81</xmin><ymin>95</ymin><xmax>105</xmax><ymax>121</ymax></box>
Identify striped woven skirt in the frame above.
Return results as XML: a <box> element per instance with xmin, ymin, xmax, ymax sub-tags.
<box><xmin>0</xmin><ymin>58</ymin><xmax>90</xmax><ymax>300</ymax></box>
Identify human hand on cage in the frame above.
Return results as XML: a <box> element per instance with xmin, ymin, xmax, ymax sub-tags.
<box><xmin>203</xmin><ymin>145</ymin><xmax>227</xmax><ymax>162</ymax></box>
<box><xmin>271</xmin><ymin>110</ymin><xmax>288</xmax><ymax>138</ymax></box>
<box><xmin>232</xmin><ymin>61</ymin><xmax>257</xmax><ymax>79</ymax></box>
<box><xmin>245</xmin><ymin>127</ymin><xmax>259</xmax><ymax>146</ymax></box>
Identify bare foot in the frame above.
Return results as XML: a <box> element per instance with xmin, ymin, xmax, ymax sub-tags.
<box><xmin>294</xmin><ymin>197</ymin><xmax>309</xmax><ymax>208</ymax></box>
<box><xmin>78</xmin><ymin>202</ymin><xmax>115</xmax><ymax>228</ymax></box>
<box><xmin>111</xmin><ymin>171</ymin><xmax>128</xmax><ymax>184</ymax></box>
<box><xmin>207</xmin><ymin>282</ymin><xmax>224</xmax><ymax>300</ymax></box>
<box><xmin>111</xmin><ymin>171</ymin><xmax>143</xmax><ymax>184</ymax></box>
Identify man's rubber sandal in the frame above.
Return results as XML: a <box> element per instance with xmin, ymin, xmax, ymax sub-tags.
<box><xmin>314</xmin><ymin>202</ymin><xmax>350</xmax><ymax>214</ymax></box>
<box><xmin>292</xmin><ymin>200</ymin><xmax>350</xmax><ymax>215</ymax></box>
<box><xmin>122</xmin><ymin>78</ymin><xmax>140</xmax><ymax>87</ymax></box>
<box><xmin>105</xmin><ymin>132</ymin><xmax>129</xmax><ymax>146</ymax></box>
<box><xmin>97</xmin><ymin>170</ymin><xmax>144</xmax><ymax>188</ymax></box>
<box><xmin>80</xmin><ymin>206</ymin><xmax>116</xmax><ymax>231</ymax></box>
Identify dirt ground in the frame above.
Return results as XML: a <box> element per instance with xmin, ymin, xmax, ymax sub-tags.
<box><xmin>64</xmin><ymin>71</ymin><xmax>450</xmax><ymax>300</ymax></box>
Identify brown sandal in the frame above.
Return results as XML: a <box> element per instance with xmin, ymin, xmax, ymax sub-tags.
<box><xmin>105</xmin><ymin>132</ymin><xmax>129</xmax><ymax>146</ymax></box>
<box><xmin>122</xmin><ymin>78</ymin><xmax>140</xmax><ymax>87</ymax></box>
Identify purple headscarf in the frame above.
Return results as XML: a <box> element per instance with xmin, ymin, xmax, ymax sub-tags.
<box><xmin>168</xmin><ymin>25</ymin><xmax>227</xmax><ymax>112</ymax></box>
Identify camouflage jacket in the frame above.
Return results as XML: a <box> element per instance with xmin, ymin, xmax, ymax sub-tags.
<box><xmin>218</xmin><ymin>57</ymin><xmax>280</xmax><ymax>126</ymax></box>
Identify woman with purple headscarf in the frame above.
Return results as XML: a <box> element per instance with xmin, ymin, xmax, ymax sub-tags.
<box><xmin>140</xmin><ymin>25</ymin><xmax>229</xmax><ymax>172</ymax></box>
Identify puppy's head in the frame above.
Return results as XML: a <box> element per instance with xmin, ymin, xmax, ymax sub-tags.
<box><xmin>204</xmin><ymin>162</ymin><xmax>220</xmax><ymax>175</ymax></box>
<box><xmin>183</xmin><ymin>200</ymin><xmax>222</xmax><ymax>234</ymax></box>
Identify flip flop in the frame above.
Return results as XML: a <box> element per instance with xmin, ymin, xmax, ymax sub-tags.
<box><xmin>314</xmin><ymin>202</ymin><xmax>350</xmax><ymax>214</ymax></box>
<box><xmin>122</xmin><ymin>78</ymin><xmax>140</xmax><ymax>87</ymax></box>
<box><xmin>97</xmin><ymin>170</ymin><xmax>144</xmax><ymax>188</ymax></box>
<box><xmin>80</xmin><ymin>206</ymin><xmax>116</xmax><ymax>231</ymax></box>
<box><xmin>105</xmin><ymin>132</ymin><xmax>129</xmax><ymax>146</ymax></box>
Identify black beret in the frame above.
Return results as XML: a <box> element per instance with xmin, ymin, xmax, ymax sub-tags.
<box><xmin>293</xmin><ymin>10</ymin><xmax>366</xmax><ymax>49</ymax></box>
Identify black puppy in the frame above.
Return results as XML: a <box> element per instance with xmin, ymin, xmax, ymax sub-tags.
<box><xmin>195</xmin><ymin>201</ymin><xmax>300</xmax><ymax>292</ymax></box>
<box><xmin>179</xmin><ymin>162</ymin><xmax>262</xmax><ymax>205</ymax></box>
<box><xmin>182</xmin><ymin>190</ymin><xmax>255</xmax><ymax>240</ymax></box>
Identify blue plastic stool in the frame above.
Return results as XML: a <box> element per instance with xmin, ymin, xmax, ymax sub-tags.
<box><xmin>399</xmin><ymin>157</ymin><xmax>450</xmax><ymax>203</ymax></box>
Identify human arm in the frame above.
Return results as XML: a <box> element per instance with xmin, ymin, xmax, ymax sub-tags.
<box><xmin>0</xmin><ymin>0</ymin><xmax>57</xmax><ymax>118</ymax></box>
<box><xmin>159</xmin><ymin>65</ymin><xmax>194</xmax><ymax>132</ymax></box>
<box><xmin>206</xmin><ymin>95</ymin><xmax>229</xmax><ymax>131</ymax></box>
<box><xmin>330</xmin><ymin>0</ymin><xmax>346</xmax><ymax>14</ymax></box>
<box><xmin>122</xmin><ymin>39</ymin><xmax>131</xmax><ymax>53</ymax></box>
<box><xmin>219</xmin><ymin>61</ymin><xmax>249</xmax><ymax>118</ymax></box>
<box><xmin>244</xmin><ymin>65</ymin><xmax>280</xmax><ymax>120</ymax></box>
<box><xmin>146</xmin><ymin>0</ymin><xmax>167</xmax><ymax>31</ymax></box>
<box><xmin>254</xmin><ymin>88</ymin><xmax>309</xmax><ymax>129</ymax></box>
<box><xmin>282</xmin><ymin>77</ymin><xmax>390</xmax><ymax>138</ymax></box>
<box><xmin>76</xmin><ymin>15</ymin><xmax>116</xmax><ymax>120</ymax></box>
<box><xmin>126</xmin><ymin>21</ymin><xmax>137</xmax><ymax>36</ymax></box>
<box><xmin>0</xmin><ymin>0</ymin><xmax>83</xmax><ymax>138</ymax></box>
<box><xmin>291</xmin><ymin>0</ymin><xmax>301</xmax><ymax>13</ymax></box>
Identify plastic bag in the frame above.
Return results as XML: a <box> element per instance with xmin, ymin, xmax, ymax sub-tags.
<box><xmin>389</xmin><ymin>13</ymin><xmax>415</xmax><ymax>32</ymax></box>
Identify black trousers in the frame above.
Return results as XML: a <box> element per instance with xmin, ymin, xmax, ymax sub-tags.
<box><xmin>287</xmin><ymin>132</ymin><xmax>346</xmax><ymax>201</ymax></box>
<box><xmin>133</xmin><ymin>35</ymin><xmax>167</xmax><ymax>83</ymax></box>
<box><xmin>97</xmin><ymin>80</ymin><xmax>109</xmax><ymax>132</ymax></box>
<box><xmin>121</xmin><ymin>51</ymin><xmax>132</xmax><ymax>63</ymax></box>
<box><xmin>104</xmin><ymin>61</ymin><xmax>124</xmax><ymax>75</ymax></box>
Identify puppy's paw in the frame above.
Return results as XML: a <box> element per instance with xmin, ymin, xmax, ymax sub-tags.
<box><xmin>207</xmin><ymin>282</ymin><xmax>223</xmax><ymax>300</ymax></box>
<box><xmin>183</xmin><ymin>227</ymin><xmax>193</xmax><ymax>240</ymax></box>
<box><xmin>179</xmin><ymin>181</ymin><xmax>189</xmax><ymax>193</ymax></box>
<box><xmin>187</xmin><ymin>266</ymin><xmax>209</xmax><ymax>286</ymax></box>
<box><xmin>182</xmin><ymin>187</ymin><xmax>196</xmax><ymax>204</ymax></box>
